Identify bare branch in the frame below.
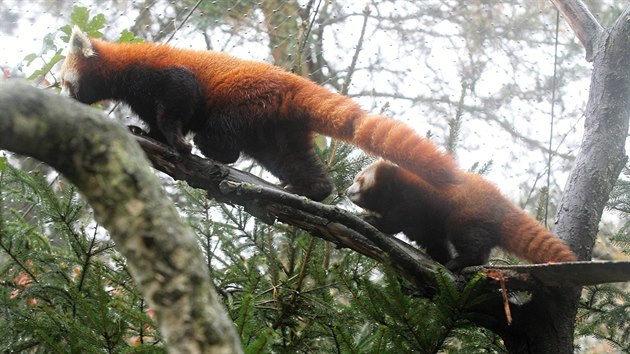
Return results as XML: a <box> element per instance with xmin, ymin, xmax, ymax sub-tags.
<box><xmin>133</xmin><ymin>130</ymin><xmax>451</xmax><ymax>286</ymax></box>
<box><xmin>464</xmin><ymin>261</ymin><xmax>630</xmax><ymax>290</ymax></box>
<box><xmin>340</xmin><ymin>5</ymin><xmax>370</xmax><ymax>95</ymax></box>
<box><xmin>550</xmin><ymin>0</ymin><xmax>604</xmax><ymax>61</ymax></box>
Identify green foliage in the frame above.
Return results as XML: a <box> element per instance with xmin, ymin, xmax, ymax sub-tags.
<box><xmin>329</xmin><ymin>264</ymin><xmax>505</xmax><ymax>353</ymax></box>
<box><xmin>0</xmin><ymin>161</ymin><xmax>163</xmax><ymax>352</ymax></box>
<box><xmin>577</xmin><ymin>285</ymin><xmax>630</xmax><ymax>352</ymax></box>
<box><xmin>534</xmin><ymin>186</ymin><xmax>549</xmax><ymax>222</ymax></box>
<box><xmin>576</xmin><ymin>167</ymin><xmax>630</xmax><ymax>352</ymax></box>
<box><xmin>117</xmin><ymin>29</ymin><xmax>143</xmax><ymax>44</ymax></box>
<box><xmin>59</xmin><ymin>5</ymin><xmax>106</xmax><ymax>40</ymax></box>
<box><xmin>23</xmin><ymin>31</ymin><xmax>64</xmax><ymax>82</ymax></box>
<box><xmin>196</xmin><ymin>0</ymin><xmax>259</xmax><ymax>24</ymax></box>
<box><xmin>608</xmin><ymin>167</ymin><xmax>630</xmax><ymax>251</ymax></box>
<box><xmin>23</xmin><ymin>5</ymin><xmax>103</xmax><ymax>84</ymax></box>
<box><xmin>320</xmin><ymin>140</ymin><xmax>372</xmax><ymax>202</ymax></box>
<box><xmin>469</xmin><ymin>160</ymin><xmax>493</xmax><ymax>176</ymax></box>
<box><xmin>25</xmin><ymin>6</ymin><xmax>140</xmax><ymax>85</ymax></box>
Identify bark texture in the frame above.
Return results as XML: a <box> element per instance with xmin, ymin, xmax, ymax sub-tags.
<box><xmin>0</xmin><ymin>81</ymin><xmax>243</xmax><ymax>354</ymax></box>
<box><xmin>498</xmin><ymin>2</ymin><xmax>630</xmax><ymax>353</ymax></box>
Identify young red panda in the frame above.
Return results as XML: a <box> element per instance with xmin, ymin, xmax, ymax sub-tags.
<box><xmin>59</xmin><ymin>27</ymin><xmax>459</xmax><ymax>201</ymax></box>
<box><xmin>346</xmin><ymin>160</ymin><xmax>577</xmax><ymax>270</ymax></box>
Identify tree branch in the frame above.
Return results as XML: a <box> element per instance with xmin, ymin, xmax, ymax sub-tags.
<box><xmin>550</xmin><ymin>0</ymin><xmax>604</xmax><ymax>61</ymax></box>
<box><xmin>0</xmin><ymin>81</ymin><xmax>242</xmax><ymax>354</ymax></box>
<box><xmin>133</xmin><ymin>131</ymin><xmax>451</xmax><ymax>287</ymax></box>
<box><xmin>464</xmin><ymin>261</ymin><xmax>630</xmax><ymax>290</ymax></box>
<box><xmin>132</xmin><ymin>117</ymin><xmax>630</xmax><ymax>291</ymax></box>
<box><xmin>555</xmin><ymin>3</ymin><xmax>630</xmax><ymax>266</ymax></box>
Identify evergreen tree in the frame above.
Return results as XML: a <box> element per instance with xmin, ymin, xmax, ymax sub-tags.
<box><xmin>0</xmin><ymin>157</ymin><xmax>162</xmax><ymax>352</ymax></box>
<box><xmin>575</xmin><ymin>166</ymin><xmax>630</xmax><ymax>353</ymax></box>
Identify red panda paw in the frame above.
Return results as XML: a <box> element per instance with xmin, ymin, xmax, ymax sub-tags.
<box><xmin>283</xmin><ymin>180</ymin><xmax>334</xmax><ymax>202</ymax></box>
<box><xmin>173</xmin><ymin>138</ymin><xmax>193</xmax><ymax>155</ymax></box>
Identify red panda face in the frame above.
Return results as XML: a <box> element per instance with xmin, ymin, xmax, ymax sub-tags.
<box><xmin>60</xmin><ymin>66</ymin><xmax>79</xmax><ymax>99</ymax></box>
<box><xmin>346</xmin><ymin>161</ymin><xmax>380</xmax><ymax>208</ymax></box>
<box><xmin>59</xmin><ymin>27</ymin><xmax>96</xmax><ymax>102</ymax></box>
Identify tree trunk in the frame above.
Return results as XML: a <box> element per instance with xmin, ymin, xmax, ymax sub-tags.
<box><xmin>498</xmin><ymin>2</ymin><xmax>630</xmax><ymax>352</ymax></box>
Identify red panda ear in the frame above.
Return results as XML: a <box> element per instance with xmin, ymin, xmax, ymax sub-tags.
<box><xmin>68</xmin><ymin>26</ymin><xmax>95</xmax><ymax>58</ymax></box>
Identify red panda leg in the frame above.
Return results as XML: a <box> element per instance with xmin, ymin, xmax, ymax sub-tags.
<box><xmin>362</xmin><ymin>214</ymin><xmax>404</xmax><ymax>234</ymax></box>
<box><xmin>256</xmin><ymin>146</ymin><xmax>333</xmax><ymax>201</ymax></box>
<box><xmin>193</xmin><ymin>130</ymin><xmax>241</xmax><ymax>164</ymax></box>
<box><xmin>446</xmin><ymin>227</ymin><xmax>495</xmax><ymax>271</ymax></box>
<box><xmin>279</xmin><ymin>154</ymin><xmax>334</xmax><ymax>201</ymax></box>
<box><xmin>361</xmin><ymin>213</ymin><xmax>452</xmax><ymax>264</ymax></box>
<box><xmin>155</xmin><ymin>103</ymin><xmax>192</xmax><ymax>154</ymax></box>
<box><xmin>246</xmin><ymin>130</ymin><xmax>334</xmax><ymax>201</ymax></box>
<box><xmin>114</xmin><ymin>66</ymin><xmax>203</xmax><ymax>154</ymax></box>
<box><xmin>422</xmin><ymin>239</ymin><xmax>452</xmax><ymax>266</ymax></box>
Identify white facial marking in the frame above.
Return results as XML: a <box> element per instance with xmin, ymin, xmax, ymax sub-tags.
<box><xmin>346</xmin><ymin>163</ymin><xmax>378</xmax><ymax>203</ymax></box>
<box><xmin>360</xmin><ymin>164</ymin><xmax>377</xmax><ymax>189</ymax></box>
<box><xmin>346</xmin><ymin>179</ymin><xmax>362</xmax><ymax>202</ymax></box>
<box><xmin>61</xmin><ymin>69</ymin><xmax>80</xmax><ymax>97</ymax></box>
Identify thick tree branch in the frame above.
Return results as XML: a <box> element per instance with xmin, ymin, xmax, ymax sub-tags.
<box><xmin>134</xmin><ymin>132</ymin><xmax>451</xmax><ymax>286</ymax></box>
<box><xmin>464</xmin><ymin>261</ymin><xmax>630</xmax><ymax>290</ymax></box>
<box><xmin>133</xmin><ymin>117</ymin><xmax>630</xmax><ymax>291</ymax></box>
<box><xmin>0</xmin><ymin>81</ymin><xmax>242</xmax><ymax>354</ymax></box>
<box><xmin>550</xmin><ymin>0</ymin><xmax>604</xmax><ymax>61</ymax></box>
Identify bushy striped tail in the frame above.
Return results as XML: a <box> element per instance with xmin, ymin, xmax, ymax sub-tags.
<box><xmin>500</xmin><ymin>209</ymin><xmax>577</xmax><ymax>263</ymax></box>
<box><xmin>295</xmin><ymin>81</ymin><xmax>460</xmax><ymax>187</ymax></box>
<box><xmin>351</xmin><ymin>114</ymin><xmax>459</xmax><ymax>187</ymax></box>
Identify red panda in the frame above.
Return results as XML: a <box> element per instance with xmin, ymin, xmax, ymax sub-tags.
<box><xmin>346</xmin><ymin>160</ymin><xmax>577</xmax><ymax>270</ymax></box>
<box><xmin>59</xmin><ymin>27</ymin><xmax>459</xmax><ymax>201</ymax></box>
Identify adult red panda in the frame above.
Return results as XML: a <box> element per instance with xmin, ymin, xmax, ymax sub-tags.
<box><xmin>346</xmin><ymin>160</ymin><xmax>577</xmax><ymax>270</ymax></box>
<box><xmin>59</xmin><ymin>27</ymin><xmax>459</xmax><ymax>201</ymax></box>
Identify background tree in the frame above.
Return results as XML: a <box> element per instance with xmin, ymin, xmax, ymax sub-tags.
<box><xmin>0</xmin><ymin>0</ymin><xmax>629</xmax><ymax>352</ymax></box>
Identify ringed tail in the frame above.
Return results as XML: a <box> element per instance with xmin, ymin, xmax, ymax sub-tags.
<box><xmin>499</xmin><ymin>209</ymin><xmax>577</xmax><ymax>263</ymax></box>
<box><xmin>292</xmin><ymin>80</ymin><xmax>460</xmax><ymax>187</ymax></box>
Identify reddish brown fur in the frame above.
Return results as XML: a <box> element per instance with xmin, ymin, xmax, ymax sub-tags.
<box><xmin>348</xmin><ymin>160</ymin><xmax>576</xmax><ymax>269</ymax></box>
<box><xmin>63</xmin><ymin>36</ymin><xmax>459</xmax><ymax>200</ymax></box>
